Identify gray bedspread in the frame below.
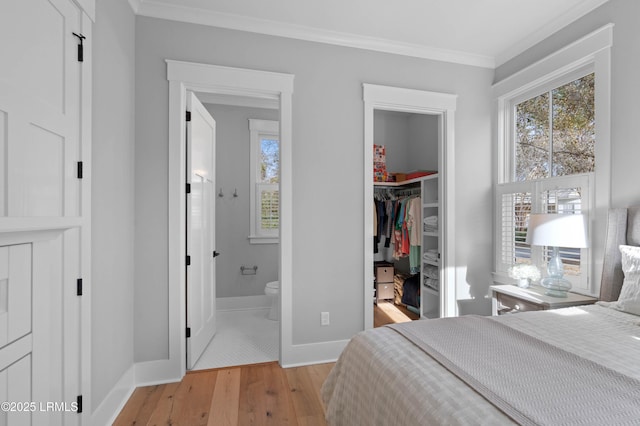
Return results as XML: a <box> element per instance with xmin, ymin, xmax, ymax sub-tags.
<box><xmin>389</xmin><ymin>316</ymin><xmax>640</xmax><ymax>426</ymax></box>
<box><xmin>321</xmin><ymin>305</ymin><xmax>640</xmax><ymax>426</ymax></box>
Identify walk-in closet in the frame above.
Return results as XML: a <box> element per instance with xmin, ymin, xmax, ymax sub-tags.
<box><xmin>364</xmin><ymin>83</ymin><xmax>457</xmax><ymax>328</ymax></box>
<box><xmin>372</xmin><ymin>109</ymin><xmax>441</xmax><ymax>323</ymax></box>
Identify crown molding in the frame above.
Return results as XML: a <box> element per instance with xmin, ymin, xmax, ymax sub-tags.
<box><xmin>495</xmin><ymin>0</ymin><xmax>610</xmax><ymax>67</ymax></box>
<box><xmin>135</xmin><ymin>0</ymin><xmax>609</xmax><ymax>69</ymax></box>
<box><xmin>127</xmin><ymin>0</ymin><xmax>142</xmax><ymax>14</ymax></box>
<box><xmin>136</xmin><ymin>0</ymin><xmax>495</xmax><ymax>68</ymax></box>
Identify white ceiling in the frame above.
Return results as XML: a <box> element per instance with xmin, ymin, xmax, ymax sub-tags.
<box><xmin>129</xmin><ymin>0</ymin><xmax>609</xmax><ymax>68</ymax></box>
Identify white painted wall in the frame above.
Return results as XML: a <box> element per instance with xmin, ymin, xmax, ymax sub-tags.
<box><xmin>203</xmin><ymin>103</ymin><xmax>279</xmax><ymax>298</ymax></box>
<box><xmin>494</xmin><ymin>0</ymin><xmax>640</xmax><ymax>282</ymax></box>
<box><xmin>133</xmin><ymin>16</ymin><xmax>494</xmax><ymax>361</ymax></box>
<box><xmin>92</xmin><ymin>0</ymin><xmax>135</xmax><ymax>409</ymax></box>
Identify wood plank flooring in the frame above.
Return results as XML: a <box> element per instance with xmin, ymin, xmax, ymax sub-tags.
<box><xmin>374</xmin><ymin>301</ymin><xmax>420</xmax><ymax>327</ymax></box>
<box><xmin>115</xmin><ymin>304</ymin><xmax>414</xmax><ymax>425</ymax></box>
<box><xmin>114</xmin><ymin>362</ymin><xmax>334</xmax><ymax>426</ymax></box>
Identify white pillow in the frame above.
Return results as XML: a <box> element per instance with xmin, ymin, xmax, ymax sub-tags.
<box><xmin>613</xmin><ymin>245</ymin><xmax>640</xmax><ymax>315</ymax></box>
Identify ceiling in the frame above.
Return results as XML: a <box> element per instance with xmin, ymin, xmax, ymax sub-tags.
<box><xmin>129</xmin><ymin>0</ymin><xmax>609</xmax><ymax>68</ymax></box>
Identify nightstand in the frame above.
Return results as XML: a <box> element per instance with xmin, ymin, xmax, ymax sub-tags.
<box><xmin>490</xmin><ymin>284</ymin><xmax>598</xmax><ymax>315</ymax></box>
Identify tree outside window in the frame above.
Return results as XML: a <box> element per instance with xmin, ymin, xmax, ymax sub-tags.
<box><xmin>497</xmin><ymin>72</ymin><xmax>595</xmax><ymax>291</ymax></box>
<box><xmin>249</xmin><ymin>120</ymin><xmax>279</xmax><ymax>243</ymax></box>
<box><xmin>515</xmin><ymin>73</ymin><xmax>595</xmax><ymax>181</ymax></box>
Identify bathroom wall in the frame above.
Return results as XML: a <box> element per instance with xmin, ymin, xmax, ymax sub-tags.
<box><xmin>204</xmin><ymin>103</ymin><xmax>279</xmax><ymax>298</ymax></box>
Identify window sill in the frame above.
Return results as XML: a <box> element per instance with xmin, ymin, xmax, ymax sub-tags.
<box><xmin>248</xmin><ymin>235</ymin><xmax>279</xmax><ymax>245</ymax></box>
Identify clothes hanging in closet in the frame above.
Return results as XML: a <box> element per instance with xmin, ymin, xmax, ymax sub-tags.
<box><xmin>374</xmin><ymin>191</ymin><xmax>421</xmax><ymax>273</ymax></box>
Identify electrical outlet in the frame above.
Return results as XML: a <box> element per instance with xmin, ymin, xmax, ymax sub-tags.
<box><xmin>321</xmin><ymin>311</ymin><xmax>330</xmax><ymax>326</ymax></box>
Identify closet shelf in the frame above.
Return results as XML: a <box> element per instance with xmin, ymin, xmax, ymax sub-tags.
<box><xmin>423</xmin><ymin>231</ymin><xmax>438</xmax><ymax>237</ymax></box>
<box><xmin>423</xmin><ymin>286</ymin><xmax>439</xmax><ymax>296</ymax></box>
<box><xmin>373</xmin><ymin>173</ymin><xmax>438</xmax><ymax>187</ymax></box>
<box><xmin>423</xmin><ymin>260</ymin><xmax>439</xmax><ymax>267</ymax></box>
<box><xmin>423</xmin><ymin>202</ymin><xmax>439</xmax><ymax>208</ymax></box>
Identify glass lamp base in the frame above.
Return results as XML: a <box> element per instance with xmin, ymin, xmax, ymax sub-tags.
<box><xmin>540</xmin><ymin>277</ymin><xmax>571</xmax><ymax>297</ymax></box>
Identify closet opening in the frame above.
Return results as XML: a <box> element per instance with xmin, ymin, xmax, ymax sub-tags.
<box><xmin>363</xmin><ymin>84</ymin><xmax>457</xmax><ymax>330</ymax></box>
<box><xmin>372</xmin><ymin>111</ymin><xmax>440</xmax><ymax>327</ymax></box>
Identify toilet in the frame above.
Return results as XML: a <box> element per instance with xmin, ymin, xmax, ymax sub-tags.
<box><xmin>264</xmin><ymin>281</ymin><xmax>280</xmax><ymax>321</ymax></box>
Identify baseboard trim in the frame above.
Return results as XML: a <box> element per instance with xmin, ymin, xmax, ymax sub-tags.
<box><xmin>281</xmin><ymin>339</ymin><xmax>349</xmax><ymax>368</ymax></box>
<box><xmin>93</xmin><ymin>337</ymin><xmax>347</xmax><ymax>424</ymax></box>
<box><xmin>90</xmin><ymin>365</ymin><xmax>135</xmax><ymax>426</ymax></box>
<box><xmin>217</xmin><ymin>295</ymin><xmax>270</xmax><ymax>311</ymax></box>
<box><xmin>134</xmin><ymin>359</ymin><xmax>182</xmax><ymax>387</ymax></box>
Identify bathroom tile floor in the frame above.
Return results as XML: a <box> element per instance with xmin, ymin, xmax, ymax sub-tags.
<box><xmin>192</xmin><ymin>307</ymin><xmax>279</xmax><ymax>371</ymax></box>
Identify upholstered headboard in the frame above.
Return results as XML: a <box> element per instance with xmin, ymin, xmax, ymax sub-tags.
<box><xmin>599</xmin><ymin>206</ymin><xmax>640</xmax><ymax>301</ymax></box>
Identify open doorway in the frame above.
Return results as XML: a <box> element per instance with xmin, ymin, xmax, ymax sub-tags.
<box><xmin>166</xmin><ymin>60</ymin><xmax>294</xmax><ymax>378</ymax></box>
<box><xmin>363</xmin><ymin>84</ymin><xmax>458</xmax><ymax>330</ymax></box>
<box><xmin>189</xmin><ymin>94</ymin><xmax>281</xmax><ymax>370</ymax></box>
<box><xmin>371</xmin><ymin>110</ymin><xmax>439</xmax><ymax>327</ymax></box>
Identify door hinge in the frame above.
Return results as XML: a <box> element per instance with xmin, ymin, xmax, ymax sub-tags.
<box><xmin>77</xmin><ymin>161</ymin><xmax>83</xmax><ymax>179</ymax></box>
<box><xmin>186</xmin><ymin>255</ymin><xmax>191</xmax><ymax>266</ymax></box>
<box><xmin>72</xmin><ymin>33</ymin><xmax>86</xmax><ymax>62</ymax></box>
<box><xmin>77</xmin><ymin>278</ymin><xmax>83</xmax><ymax>296</ymax></box>
<box><xmin>76</xmin><ymin>395</ymin><xmax>83</xmax><ymax>414</ymax></box>
<box><xmin>186</xmin><ymin>327</ymin><xmax>191</xmax><ymax>338</ymax></box>
<box><xmin>186</xmin><ymin>111</ymin><xmax>191</xmax><ymax>122</ymax></box>
<box><xmin>186</xmin><ymin>183</ymin><xmax>191</xmax><ymax>194</ymax></box>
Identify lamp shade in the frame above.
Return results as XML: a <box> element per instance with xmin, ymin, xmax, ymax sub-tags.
<box><xmin>526</xmin><ymin>214</ymin><xmax>588</xmax><ymax>248</ymax></box>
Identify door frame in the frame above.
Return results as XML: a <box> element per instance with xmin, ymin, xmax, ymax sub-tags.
<box><xmin>167</xmin><ymin>60</ymin><xmax>294</xmax><ymax>378</ymax></box>
<box><xmin>363</xmin><ymin>83</ymin><xmax>458</xmax><ymax>328</ymax></box>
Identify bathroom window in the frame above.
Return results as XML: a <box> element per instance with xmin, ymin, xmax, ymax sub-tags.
<box><xmin>249</xmin><ymin>119</ymin><xmax>279</xmax><ymax>244</ymax></box>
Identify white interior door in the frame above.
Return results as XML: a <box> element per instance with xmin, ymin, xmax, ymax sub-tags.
<box><xmin>186</xmin><ymin>92</ymin><xmax>217</xmax><ymax>369</ymax></box>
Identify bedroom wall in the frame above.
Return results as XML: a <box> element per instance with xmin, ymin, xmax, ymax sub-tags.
<box><xmin>494</xmin><ymin>0</ymin><xmax>640</xmax><ymax>285</ymax></box>
<box><xmin>92</xmin><ymin>0</ymin><xmax>136</xmax><ymax>411</ymax></box>
<box><xmin>134</xmin><ymin>16</ymin><xmax>494</xmax><ymax>362</ymax></box>
<box><xmin>203</xmin><ymin>103</ymin><xmax>279</xmax><ymax>298</ymax></box>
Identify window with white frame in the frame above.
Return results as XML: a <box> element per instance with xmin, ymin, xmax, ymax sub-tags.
<box><xmin>249</xmin><ymin>119</ymin><xmax>279</xmax><ymax>244</ymax></box>
<box><xmin>494</xmin><ymin>25</ymin><xmax>612</xmax><ymax>295</ymax></box>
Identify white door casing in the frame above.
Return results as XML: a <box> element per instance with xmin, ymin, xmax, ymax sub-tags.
<box><xmin>363</xmin><ymin>84</ymin><xmax>457</xmax><ymax>328</ymax></box>
<box><xmin>163</xmin><ymin>60</ymin><xmax>293</xmax><ymax>381</ymax></box>
<box><xmin>186</xmin><ymin>92</ymin><xmax>217</xmax><ymax>369</ymax></box>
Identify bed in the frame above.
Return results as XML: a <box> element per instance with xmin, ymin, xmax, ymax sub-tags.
<box><xmin>322</xmin><ymin>207</ymin><xmax>640</xmax><ymax>425</ymax></box>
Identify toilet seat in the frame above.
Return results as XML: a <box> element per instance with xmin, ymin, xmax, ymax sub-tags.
<box><xmin>265</xmin><ymin>281</ymin><xmax>280</xmax><ymax>321</ymax></box>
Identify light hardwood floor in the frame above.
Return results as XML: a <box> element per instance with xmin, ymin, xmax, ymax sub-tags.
<box><xmin>115</xmin><ymin>304</ymin><xmax>412</xmax><ymax>425</ymax></box>
<box><xmin>114</xmin><ymin>361</ymin><xmax>335</xmax><ymax>425</ymax></box>
<box><xmin>374</xmin><ymin>301</ymin><xmax>419</xmax><ymax>327</ymax></box>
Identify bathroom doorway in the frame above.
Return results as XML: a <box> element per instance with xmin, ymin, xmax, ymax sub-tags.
<box><xmin>166</xmin><ymin>60</ymin><xmax>294</xmax><ymax>378</ymax></box>
<box><xmin>190</xmin><ymin>96</ymin><xmax>281</xmax><ymax>370</ymax></box>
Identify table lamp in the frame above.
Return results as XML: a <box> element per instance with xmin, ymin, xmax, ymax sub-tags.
<box><xmin>525</xmin><ymin>213</ymin><xmax>588</xmax><ymax>297</ymax></box>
